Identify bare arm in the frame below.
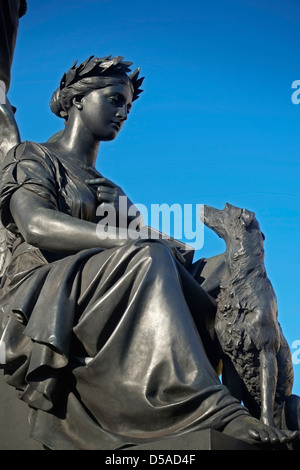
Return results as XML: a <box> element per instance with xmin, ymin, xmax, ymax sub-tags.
<box><xmin>10</xmin><ymin>187</ymin><xmax>128</xmax><ymax>253</ymax></box>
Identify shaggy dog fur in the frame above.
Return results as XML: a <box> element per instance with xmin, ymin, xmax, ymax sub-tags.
<box><xmin>201</xmin><ymin>203</ymin><xmax>294</xmax><ymax>427</ymax></box>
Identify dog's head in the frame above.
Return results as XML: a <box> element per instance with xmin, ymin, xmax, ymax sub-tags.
<box><xmin>200</xmin><ymin>203</ymin><xmax>262</xmax><ymax>241</ymax></box>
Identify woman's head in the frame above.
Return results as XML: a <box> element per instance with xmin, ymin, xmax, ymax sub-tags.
<box><xmin>50</xmin><ymin>55</ymin><xmax>144</xmax><ymax>120</ymax></box>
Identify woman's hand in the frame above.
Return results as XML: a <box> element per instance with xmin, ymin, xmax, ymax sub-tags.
<box><xmin>85</xmin><ymin>177</ymin><xmax>125</xmax><ymax>208</ymax></box>
<box><xmin>86</xmin><ymin>177</ymin><xmax>143</xmax><ymax>231</ymax></box>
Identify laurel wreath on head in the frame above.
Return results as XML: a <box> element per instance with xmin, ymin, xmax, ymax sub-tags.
<box><xmin>59</xmin><ymin>55</ymin><xmax>144</xmax><ymax>101</ymax></box>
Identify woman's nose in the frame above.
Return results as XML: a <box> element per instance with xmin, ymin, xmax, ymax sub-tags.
<box><xmin>116</xmin><ymin>105</ymin><xmax>128</xmax><ymax>121</ymax></box>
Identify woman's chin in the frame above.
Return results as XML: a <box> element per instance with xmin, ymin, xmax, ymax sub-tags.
<box><xmin>99</xmin><ymin>130</ymin><xmax>119</xmax><ymax>142</ymax></box>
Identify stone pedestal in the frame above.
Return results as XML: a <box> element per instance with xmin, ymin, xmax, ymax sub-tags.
<box><xmin>128</xmin><ymin>429</ymin><xmax>257</xmax><ymax>450</ymax></box>
<box><xmin>0</xmin><ymin>371</ymin><xmax>257</xmax><ymax>451</ymax></box>
<box><xmin>0</xmin><ymin>372</ymin><xmax>43</xmax><ymax>450</ymax></box>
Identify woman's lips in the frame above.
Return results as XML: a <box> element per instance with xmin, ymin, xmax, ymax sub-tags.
<box><xmin>111</xmin><ymin>121</ymin><xmax>121</xmax><ymax>131</ymax></box>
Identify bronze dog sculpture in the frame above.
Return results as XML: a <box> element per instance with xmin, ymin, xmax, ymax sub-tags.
<box><xmin>201</xmin><ymin>203</ymin><xmax>294</xmax><ymax>427</ymax></box>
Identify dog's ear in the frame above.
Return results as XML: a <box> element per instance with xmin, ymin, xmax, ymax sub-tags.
<box><xmin>240</xmin><ymin>209</ymin><xmax>255</xmax><ymax>227</ymax></box>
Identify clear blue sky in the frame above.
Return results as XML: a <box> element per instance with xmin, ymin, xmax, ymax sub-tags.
<box><xmin>9</xmin><ymin>0</ymin><xmax>300</xmax><ymax>395</ymax></box>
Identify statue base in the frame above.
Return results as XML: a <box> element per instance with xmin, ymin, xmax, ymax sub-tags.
<box><xmin>1</xmin><ymin>372</ymin><xmax>257</xmax><ymax>450</ymax></box>
<box><xmin>128</xmin><ymin>429</ymin><xmax>257</xmax><ymax>451</ymax></box>
<box><xmin>0</xmin><ymin>372</ymin><xmax>43</xmax><ymax>450</ymax></box>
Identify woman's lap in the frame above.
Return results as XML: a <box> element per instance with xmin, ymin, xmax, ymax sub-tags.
<box><xmin>1</xmin><ymin>239</ymin><xmax>247</xmax><ymax>448</ymax></box>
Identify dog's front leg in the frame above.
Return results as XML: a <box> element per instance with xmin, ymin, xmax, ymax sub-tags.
<box><xmin>260</xmin><ymin>347</ymin><xmax>277</xmax><ymax>428</ymax></box>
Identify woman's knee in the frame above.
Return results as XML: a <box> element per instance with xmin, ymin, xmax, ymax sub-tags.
<box><xmin>135</xmin><ymin>239</ymin><xmax>174</xmax><ymax>263</ymax></box>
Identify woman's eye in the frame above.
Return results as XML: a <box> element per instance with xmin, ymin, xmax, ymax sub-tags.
<box><xmin>109</xmin><ymin>96</ymin><xmax>119</xmax><ymax>104</ymax></box>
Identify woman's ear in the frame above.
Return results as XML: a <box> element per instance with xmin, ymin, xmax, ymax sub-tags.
<box><xmin>72</xmin><ymin>96</ymin><xmax>83</xmax><ymax>110</ymax></box>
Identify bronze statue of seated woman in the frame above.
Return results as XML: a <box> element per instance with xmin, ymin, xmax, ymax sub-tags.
<box><xmin>0</xmin><ymin>52</ymin><xmax>299</xmax><ymax>450</ymax></box>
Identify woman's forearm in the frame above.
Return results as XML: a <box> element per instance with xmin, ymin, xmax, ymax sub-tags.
<box><xmin>9</xmin><ymin>189</ymin><xmax>128</xmax><ymax>253</ymax></box>
<box><xmin>25</xmin><ymin>208</ymin><xmax>127</xmax><ymax>252</ymax></box>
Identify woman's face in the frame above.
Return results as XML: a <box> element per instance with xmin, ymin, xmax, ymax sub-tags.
<box><xmin>77</xmin><ymin>83</ymin><xmax>133</xmax><ymax>141</ymax></box>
